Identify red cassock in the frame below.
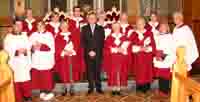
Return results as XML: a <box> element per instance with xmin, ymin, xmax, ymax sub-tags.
<box><xmin>71</xmin><ymin>16</ymin><xmax>87</xmax><ymax>29</ymax></box>
<box><xmin>104</xmin><ymin>34</ymin><xmax>131</xmax><ymax>86</ymax></box>
<box><xmin>22</xmin><ymin>19</ymin><xmax>37</xmax><ymax>36</ymax></box>
<box><xmin>120</xmin><ymin>24</ymin><xmax>134</xmax><ymax>37</ymax></box>
<box><xmin>45</xmin><ymin>22</ymin><xmax>61</xmax><ymax>37</ymax></box>
<box><xmin>145</xmin><ymin>22</ymin><xmax>160</xmax><ymax>31</ymax></box>
<box><xmin>55</xmin><ymin>31</ymin><xmax>84</xmax><ymax>83</ymax></box>
<box><xmin>129</xmin><ymin>30</ymin><xmax>156</xmax><ymax>85</ymax></box>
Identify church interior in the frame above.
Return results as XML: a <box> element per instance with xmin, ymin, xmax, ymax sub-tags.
<box><xmin>1</xmin><ymin>0</ymin><xmax>200</xmax><ymax>102</ymax></box>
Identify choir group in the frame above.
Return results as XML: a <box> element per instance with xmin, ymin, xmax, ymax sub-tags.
<box><xmin>0</xmin><ymin>6</ymin><xmax>199</xmax><ymax>102</ymax></box>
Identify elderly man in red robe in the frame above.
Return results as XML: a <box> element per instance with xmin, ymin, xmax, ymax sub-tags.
<box><xmin>129</xmin><ymin>17</ymin><xmax>156</xmax><ymax>95</ymax></box>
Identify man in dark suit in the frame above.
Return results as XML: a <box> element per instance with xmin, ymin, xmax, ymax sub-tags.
<box><xmin>81</xmin><ymin>12</ymin><xmax>105</xmax><ymax>94</ymax></box>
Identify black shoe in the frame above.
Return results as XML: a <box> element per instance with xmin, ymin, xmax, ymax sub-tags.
<box><xmin>116</xmin><ymin>91</ymin><xmax>121</xmax><ymax>96</ymax></box>
<box><xmin>97</xmin><ymin>89</ymin><xmax>104</xmax><ymax>94</ymax></box>
<box><xmin>69</xmin><ymin>87</ymin><xmax>75</xmax><ymax>96</ymax></box>
<box><xmin>24</xmin><ymin>97</ymin><xmax>32</xmax><ymax>102</ymax></box>
<box><xmin>111</xmin><ymin>91</ymin><xmax>116</xmax><ymax>96</ymax></box>
<box><xmin>87</xmin><ymin>89</ymin><xmax>94</xmax><ymax>95</ymax></box>
<box><xmin>62</xmin><ymin>88</ymin><xmax>68</xmax><ymax>96</ymax></box>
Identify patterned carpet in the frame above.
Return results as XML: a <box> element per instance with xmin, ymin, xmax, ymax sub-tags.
<box><xmin>32</xmin><ymin>91</ymin><xmax>170</xmax><ymax>102</ymax></box>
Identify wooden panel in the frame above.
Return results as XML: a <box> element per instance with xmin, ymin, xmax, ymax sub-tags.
<box><xmin>15</xmin><ymin>0</ymin><xmax>25</xmax><ymax>16</ymax></box>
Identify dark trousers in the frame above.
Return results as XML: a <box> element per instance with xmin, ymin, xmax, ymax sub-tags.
<box><xmin>158</xmin><ymin>78</ymin><xmax>170</xmax><ymax>94</ymax></box>
<box><xmin>86</xmin><ymin>58</ymin><xmax>102</xmax><ymax>91</ymax></box>
<box><xmin>136</xmin><ymin>83</ymin><xmax>151</xmax><ymax>93</ymax></box>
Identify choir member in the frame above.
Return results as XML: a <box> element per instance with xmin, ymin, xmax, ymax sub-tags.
<box><xmin>71</xmin><ymin>6</ymin><xmax>87</xmax><ymax>29</ymax></box>
<box><xmin>55</xmin><ymin>21</ymin><xmax>83</xmax><ymax>96</ymax></box>
<box><xmin>104</xmin><ymin>22</ymin><xmax>130</xmax><ymax>95</ymax></box>
<box><xmin>4</xmin><ymin>20</ymin><xmax>32</xmax><ymax>102</ymax></box>
<box><xmin>172</xmin><ymin>12</ymin><xmax>199</xmax><ymax>71</ymax></box>
<box><xmin>29</xmin><ymin>22</ymin><xmax>55</xmax><ymax>101</ymax></box>
<box><xmin>129</xmin><ymin>17</ymin><xmax>156</xmax><ymax>94</ymax></box>
<box><xmin>119</xmin><ymin>13</ymin><xmax>134</xmax><ymax>38</ymax></box>
<box><xmin>145</xmin><ymin>12</ymin><xmax>160</xmax><ymax>31</ymax></box>
<box><xmin>145</xmin><ymin>12</ymin><xmax>160</xmax><ymax>45</ymax></box>
<box><xmin>22</xmin><ymin>8</ymin><xmax>37</xmax><ymax>36</ymax></box>
<box><xmin>43</xmin><ymin>7</ymin><xmax>60</xmax><ymax>23</ymax></box>
<box><xmin>153</xmin><ymin>23</ymin><xmax>176</xmax><ymax>96</ymax></box>
<box><xmin>46</xmin><ymin>12</ymin><xmax>61</xmax><ymax>37</ymax></box>
<box><xmin>0</xmin><ymin>45</ymin><xmax>15</xmax><ymax>102</ymax></box>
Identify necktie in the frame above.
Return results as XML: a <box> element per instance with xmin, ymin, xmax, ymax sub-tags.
<box><xmin>91</xmin><ymin>24</ymin><xmax>95</xmax><ymax>34</ymax></box>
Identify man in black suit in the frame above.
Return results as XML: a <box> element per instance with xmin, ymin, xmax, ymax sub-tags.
<box><xmin>81</xmin><ymin>12</ymin><xmax>105</xmax><ymax>94</ymax></box>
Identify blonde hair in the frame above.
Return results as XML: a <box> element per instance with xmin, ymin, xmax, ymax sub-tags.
<box><xmin>173</xmin><ymin>11</ymin><xmax>184</xmax><ymax>20</ymax></box>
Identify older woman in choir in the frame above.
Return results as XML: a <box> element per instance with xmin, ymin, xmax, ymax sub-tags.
<box><xmin>104</xmin><ymin>22</ymin><xmax>130</xmax><ymax>95</ymax></box>
<box><xmin>172</xmin><ymin>12</ymin><xmax>199</xmax><ymax>71</ymax></box>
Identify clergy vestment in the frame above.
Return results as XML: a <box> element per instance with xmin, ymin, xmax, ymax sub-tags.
<box><xmin>104</xmin><ymin>33</ymin><xmax>130</xmax><ymax>86</ymax></box>
<box><xmin>172</xmin><ymin>24</ymin><xmax>199</xmax><ymax>71</ymax></box>
<box><xmin>153</xmin><ymin>32</ymin><xmax>176</xmax><ymax>93</ymax></box>
<box><xmin>46</xmin><ymin>22</ymin><xmax>61</xmax><ymax>37</ymax></box>
<box><xmin>0</xmin><ymin>50</ymin><xmax>15</xmax><ymax>102</ymax></box>
<box><xmin>4</xmin><ymin>33</ymin><xmax>32</xmax><ymax>102</ymax></box>
<box><xmin>71</xmin><ymin>16</ymin><xmax>87</xmax><ymax>29</ymax></box>
<box><xmin>29</xmin><ymin>31</ymin><xmax>55</xmax><ymax>90</ymax></box>
<box><xmin>130</xmin><ymin>30</ymin><xmax>156</xmax><ymax>92</ymax></box>
<box><xmin>22</xmin><ymin>18</ymin><xmax>37</xmax><ymax>36</ymax></box>
<box><xmin>55</xmin><ymin>31</ymin><xmax>84</xmax><ymax>83</ymax></box>
<box><xmin>120</xmin><ymin>23</ymin><xmax>134</xmax><ymax>38</ymax></box>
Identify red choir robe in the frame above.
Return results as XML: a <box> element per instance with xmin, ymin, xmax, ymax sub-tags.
<box><xmin>129</xmin><ymin>30</ymin><xmax>156</xmax><ymax>85</ymax></box>
<box><xmin>45</xmin><ymin>22</ymin><xmax>61</xmax><ymax>37</ymax></box>
<box><xmin>120</xmin><ymin>23</ymin><xmax>134</xmax><ymax>38</ymax></box>
<box><xmin>22</xmin><ymin>18</ymin><xmax>37</xmax><ymax>36</ymax></box>
<box><xmin>71</xmin><ymin>16</ymin><xmax>87</xmax><ymax>29</ymax></box>
<box><xmin>29</xmin><ymin>31</ymin><xmax>55</xmax><ymax>90</ymax></box>
<box><xmin>55</xmin><ymin>31</ymin><xmax>84</xmax><ymax>82</ymax></box>
<box><xmin>153</xmin><ymin>33</ymin><xmax>176</xmax><ymax>80</ymax></box>
<box><xmin>104</xmin><ymin>33</ymin><xmax>131</xmax><ymax>86</ymax></box>
<box><xmin>145</xmin><ymin>21</ymin><xmax>160</xmax><ymax>32</ymax></box>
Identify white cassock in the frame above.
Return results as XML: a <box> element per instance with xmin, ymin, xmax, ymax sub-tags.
<box><xmin>4</xmin><ymin>33</ymin><xmax>31</xmax><ymax>82</ymax></box>
<box><xmin>173</xmin><ymin>25</ymin><xmax>199</xmax><ymax>70</ymax></box>
<box><xmin>29</xmin><ymin>32</ymin><xmax>55</xmax><ymax>70</ymax></box>
<box><xmin>153</xmin><ymin>33</ymin><xmax>176</xmax><ymax>69</ymax></box>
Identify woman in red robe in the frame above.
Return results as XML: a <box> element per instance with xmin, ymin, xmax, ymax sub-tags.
<box><xmin>55</xmin><ymin>21</ymin><xmax>83</xmax><ymax>96</ymax></box>
<box><xmin>129</xmin><ymin>17</ymin><xmax>156</xmax><ymax>94</ymax></box>
<box><xmin>104</xmin><ymin>23</ymin><xmax>130</xmax><ymax>95</ymax></box>
<box><xmin>22</xmin><ymin>8</ymin><xmax>37</xmax><ymax>36</ymax></box>
<box><xmin>45</xmin><ymin>12</ymin><xmax>61</xmax><ymax>37</ymax></box>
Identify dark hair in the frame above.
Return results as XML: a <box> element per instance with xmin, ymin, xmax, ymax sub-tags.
<box><xmin>73</xmin><ymin>6</ymin><xmax>81</xmax><ymax>12</ymax></box>
<box><xmin>13</xmin><ymin>17</ymin><xmax>23</xmax><ymax>25</ymax></box>
<box><xmin>52</xmin><ymin>12</ymin><xmax>59</xmax><ymax>17</ymax></box>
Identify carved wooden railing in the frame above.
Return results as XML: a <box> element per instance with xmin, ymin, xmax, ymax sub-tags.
<box><xmin>171</xmin><ymin>47</ymin><xmax>200</xmax><ymax>102</ymax></box>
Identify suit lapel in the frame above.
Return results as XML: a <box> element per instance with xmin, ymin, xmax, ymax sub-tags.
<box><xmin>88</xmin><ymin>24</ymin><xmax>97</xmax><ymax>37</ymax></box>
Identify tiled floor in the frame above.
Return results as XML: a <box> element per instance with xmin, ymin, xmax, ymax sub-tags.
<box><xmin>32</xmin><ymin>91</ymin><xmax>170</xmax><ymax>102</ymax></box>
